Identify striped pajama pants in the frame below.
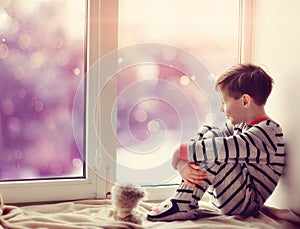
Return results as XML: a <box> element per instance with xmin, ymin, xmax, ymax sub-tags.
<box><xmin>174</xmin><ymin>160</ymin><xmax>260</xmax><ymax>216</ymax></box>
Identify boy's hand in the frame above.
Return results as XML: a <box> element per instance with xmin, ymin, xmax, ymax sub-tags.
<box><xmin>176</xmin><ymin>160</ymin><xmax>206</xmax><ymax>186</ymax></box>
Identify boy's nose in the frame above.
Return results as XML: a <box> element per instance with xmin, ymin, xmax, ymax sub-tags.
<box><xmin>220</xmin><ymin>106</ymin><xmax>224</xmax><ymax>113</ymax></box>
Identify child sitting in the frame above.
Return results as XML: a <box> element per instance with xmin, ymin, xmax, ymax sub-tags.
<box><xmin>147</xmin><ymin>63</ymin><xmax>285</xmax><ymax>221</ymax></box>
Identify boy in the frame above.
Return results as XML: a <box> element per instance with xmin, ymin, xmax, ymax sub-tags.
<box><xmin>147</xmin><ymin>63</ymin><xmax>285</xmax><ymax>221</ymax></box>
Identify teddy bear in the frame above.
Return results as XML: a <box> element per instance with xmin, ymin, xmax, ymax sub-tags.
<box><xmin>108</xmin><ymin>183</ymin><xmax>146</xmax><ymax>224</ymax></box>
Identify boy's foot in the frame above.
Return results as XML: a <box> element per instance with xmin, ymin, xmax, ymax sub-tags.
<box><xmin>147</xmin><ymin>199</ymin><xmax>199</xmax><ymax>222</ymax></box>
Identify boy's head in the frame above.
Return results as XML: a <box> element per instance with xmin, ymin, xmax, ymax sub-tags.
<box><xmin>215</xmin><ymin>64</ymin><xmax>274</xmax><ymax>124</ymax></box>
<box><xmin>216</xmin><ymin>63</ymin><xmax>273</xmax><ymax>106</ymax></box>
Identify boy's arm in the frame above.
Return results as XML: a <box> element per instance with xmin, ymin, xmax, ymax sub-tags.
<box><xmin>192</xmin><ymin>124</ymin><xmax>223</xmax><ymax>140</ymax></box>
<box><xmin>179</xmin><ymin>121</ymin><xmax>284</xmax><ymax>165</ymax></box>
<box><xmin>171</xmin><ymin>122</ymin><xmax>235</xmax><ymax>185</ymax></box>
<box><xmin>172</xmin><ymin>148</ymin><xmax>206</xmax><ymax>186</ymax></box>
<box><xmin>194</xmin><ymin>122</ymin><xmax>234</xmax><ymax>140</ymax></box>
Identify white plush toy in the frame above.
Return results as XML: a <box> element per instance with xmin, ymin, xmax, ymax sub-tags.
<box><xmin>108</xmin><ymin>183</ymin><xmax>146</xmax><ymax>224</ymax></box>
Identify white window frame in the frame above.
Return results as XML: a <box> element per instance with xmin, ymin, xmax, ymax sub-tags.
<box><xmin>0</xmin><ymin>0</ymin><xmax>118</xmax><ymax>204</ymax></box>
<box><xmin>239</xmin><ymin>0</ymin><xmax>255</xmax><ymax>63</ymax></box>
<box><xmin>0</xmin><ymin>0</ymin><xmax>253</xmax><ymax>204</ymax></box>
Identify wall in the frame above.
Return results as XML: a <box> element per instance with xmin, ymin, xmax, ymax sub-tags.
<box><xmin>253</xmin><ymin>0</ymin><xmax>300</xmax><ymax>214</ymax></box>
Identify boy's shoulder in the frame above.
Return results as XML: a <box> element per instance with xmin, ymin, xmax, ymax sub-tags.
<box><xmin>246</xmin><ymin>119</ymin><xmax>284</xmax><ymax>137</ymax></box>
<box><xmin>221</xmin><ymin>119</ymin><xmax>283</xmax><ymax>137</ymax></box>
<box><xmin>229</xmin><ymin>119</ymin><xmax>283</xmax><ymax>135</ymax></box>
<box><xmin>250</xmin><ymin>119</ymin><xmax>281</xmax><ymax>129</ymax></box>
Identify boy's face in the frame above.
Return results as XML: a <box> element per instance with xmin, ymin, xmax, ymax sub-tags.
<box><xmin>219</xmin><ymin>89</ymin><xmax>246</xmax><ymax>125</ymax></box>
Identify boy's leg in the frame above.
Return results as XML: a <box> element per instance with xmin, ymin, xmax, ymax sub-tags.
<box><xmin>147</xmin><ymin>161</ymin><xmax>221</xmax><ymax>221</ymax></box>
<box><xmin>147</xmin><ymin>161</ymin><xmax>256</xmax><ymax>221</ymax></box>
<box><xmin>208</xmin><ymin>163</ymin><xmax>260</xmax><ymax>216</ymax></box>
<box><xmin>148</xmin><ymin>129</ymin><xmax>226</xmax><ymax>221</ymax></box>
<box><xmin>147</xmin><ymin>128</ymin><xmax>257</xmax><ymax>221</ymax></box>
<box><xmin>147</xmin><ymin>180</ymin><xmax>208</xmax><ymax>221</ymax></box>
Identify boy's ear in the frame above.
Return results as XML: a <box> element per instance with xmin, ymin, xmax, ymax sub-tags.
<box><xmin>242</xmin><ymin>94</ymin><xmax>251</xmax><ymax>108</ymax></box>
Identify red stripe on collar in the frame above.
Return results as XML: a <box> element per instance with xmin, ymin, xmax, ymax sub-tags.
<box><xmin>249</xmin><ymin>116</ymin><xmax>271</xmax><ymax>126</ymax></box>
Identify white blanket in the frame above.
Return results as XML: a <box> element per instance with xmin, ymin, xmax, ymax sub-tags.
<box><xmin>1</xmin><ymin>195</ymin><xmax>299</xmax><ymax>229</ymax></box>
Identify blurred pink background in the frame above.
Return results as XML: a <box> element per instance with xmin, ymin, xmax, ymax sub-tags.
<box><xmin>0</xmin><ymin>0</ymin><xmax>238</xmax><ymax>183</ymax></box>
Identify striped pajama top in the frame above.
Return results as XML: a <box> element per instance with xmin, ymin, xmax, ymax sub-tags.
<box><xmin>179</xmin><ymin>119</ymin><xmax>285</xmax><ymax>204</ymax></box>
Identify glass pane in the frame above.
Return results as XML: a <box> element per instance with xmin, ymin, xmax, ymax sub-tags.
<box><xmin>117</xmin><ymin>0</ymin><xmax>239</xmax><ymax>185</ymax></box>
<box><xmin>0</xmin><ymin>0</ymin><xmax>86</xmax><ymax>181</ymax></box>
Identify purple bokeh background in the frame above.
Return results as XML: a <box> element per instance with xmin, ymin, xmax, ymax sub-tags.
<box><xmin>0</xmin><ymin>0</ymin><xmax>85</xmax><ymax>180</ymax></box>
<box><xmin>0</xmin><ymin>0</ymin><xmax>238</xmax><ymax>184</ymax></box>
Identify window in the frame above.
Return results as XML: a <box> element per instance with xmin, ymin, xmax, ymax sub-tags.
<box><xmin>0</xmin><ymin>0</ymin><xmax>253</xmax><ymax>203</ymax></box>
<box><xmin>0</xmin><ymin>0</ymin><xmax>105</xmax><ymax>204</ymax></box>
<box><xmin>116</xmin><ymin>0</ymin><xmax>242</xmax><ymax>188</ymax></box>
<box><xmin>0</xmin><ymin>0</ymin><xmax>85</xmax><ymax>182</ymax></box>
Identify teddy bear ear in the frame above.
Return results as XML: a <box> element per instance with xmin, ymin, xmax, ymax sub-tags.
<box><xmin>139</xmin><ymin>191</ymin><xmax>145</xmax><ymax>198</ymax></box>
<box><xmin>138</xmin><ymin>188</ymin><xmax>147</xmax><ymax>199</ymax></box>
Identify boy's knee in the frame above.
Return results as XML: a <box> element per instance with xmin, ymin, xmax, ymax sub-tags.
<box><xmin>203</xmin><ymin>129</ymin><xmax>224</xmax><ymax>139</ymax></box>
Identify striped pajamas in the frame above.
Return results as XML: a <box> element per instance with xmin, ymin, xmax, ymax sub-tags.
<box><xmin>174</xmin><ymin>120</ymin><xmax>285</xmax><ymax>215</ymax></box>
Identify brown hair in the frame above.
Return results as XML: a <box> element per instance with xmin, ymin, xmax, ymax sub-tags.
<box><xmin>215</xmin><ymin>63</ymin><xmax>274</xmax><ymax>106</ymax></box>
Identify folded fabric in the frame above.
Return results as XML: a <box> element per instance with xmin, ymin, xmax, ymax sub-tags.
<box><xmin>0</xmin><ymin>194</ymin><xmax>299</xmax><ymax>229</ymax></box>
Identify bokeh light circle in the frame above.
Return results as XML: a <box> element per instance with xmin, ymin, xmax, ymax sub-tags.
<box><xmin>73</xmin><ymin>43</ymin><xmax>224</xmax><ymax>184</ymax></box>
